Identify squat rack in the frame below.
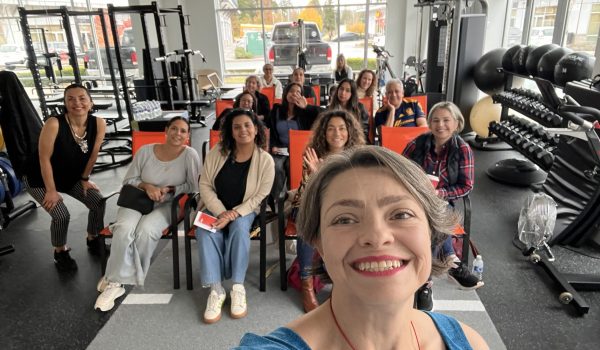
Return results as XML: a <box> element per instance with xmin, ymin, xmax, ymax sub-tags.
<box><xmin>108</xmin><ymin>1</ymin><xmax>192</xmax><ymax>124</ymax></box>
<box><xmin>18</xmin><ymin>6</ymin><xmax>122</xmax><ymax>121</ymax></box>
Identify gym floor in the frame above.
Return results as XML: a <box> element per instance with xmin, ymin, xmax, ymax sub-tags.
<box><xmin>1</xmin><ymin>109</ymin><xmax>599</xmax><ymax>349</ymax></box>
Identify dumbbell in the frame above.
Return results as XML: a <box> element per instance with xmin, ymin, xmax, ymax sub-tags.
<box><xmin>535</xmin><ymin>149</ymin><xmax>555</xmax><ymax>169</ymax></box>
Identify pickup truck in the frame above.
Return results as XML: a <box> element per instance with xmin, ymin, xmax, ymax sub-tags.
<box><xmin>83</xmin><ymin>28</ymin><xmax>137</xmax><ymax>75</ymax></box>
<box><xmin>268</xmin><ymin>21</ymin><xmax>332</xmax><ymax>78</ymax></box>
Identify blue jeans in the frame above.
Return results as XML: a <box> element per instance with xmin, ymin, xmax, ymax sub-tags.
<box><xmin>196</xmin><ymin>210</ymin><xmax>256</xmax><ymax>285</ymax></box>
<box><xmin>434</xmin><ymin>235</ymin><xmax>455</xmax><ymax>259</ymax></box>
<box><xmin>296</xmin><ymin>238</ymin><xmax>314</xmax><ymax>279</ymax></box>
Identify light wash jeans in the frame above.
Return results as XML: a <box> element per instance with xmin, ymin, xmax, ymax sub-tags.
<box><xmin>196</xmin><ymin>211</ymin><xmax>257</xmax><ymax>286</ymax></box>
<box><xmin>105</xmin><ymin>201</ymin><xmax>171</xmax><ymax>286</ymax></box>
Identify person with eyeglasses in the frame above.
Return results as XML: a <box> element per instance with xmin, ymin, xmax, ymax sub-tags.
<box><xmin>212</xmin><ymin>91</ymin><xmax>257</xmax><ymax>131</ymax></box>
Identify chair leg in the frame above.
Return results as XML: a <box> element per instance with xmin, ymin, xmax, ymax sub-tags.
<box><xmin>259</xmin><ymin>213</ymin><xmax>266</xmax><ymax>292</ymax></box>
<box><xmin>185</xmin><ymin>236</ymin><xmax>194</xmax><ymax>290</ymax></box>
<box><xmin>99</xmin><ymin>235</ymin><xmax>108</xmax><ymax>275</ymax></box>
<box><xmin>172</xmin><ymin>229</ymin><xmax>180</xmax><ymax>290</ymax></box>
<box><xmin>278</xmin><ymin>202</ymin><xmax>287</xmax><ymax>291</ymax></box>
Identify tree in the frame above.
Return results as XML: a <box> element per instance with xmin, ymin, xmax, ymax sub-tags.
<box><xmin>298</xmin><ymin>7</ymin><xmax>323</xmax><ymax>30</ymax></box>
<box><xmin>322</xmin><ymin>0</ymin><xmax>336</xmax><ymax>40</ymax></box>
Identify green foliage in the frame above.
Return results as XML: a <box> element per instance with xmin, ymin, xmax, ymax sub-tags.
<box><xmin>347</xmin><ymin>57</ymin><xmax>376</xmax><ymax>71</ymax></box>
<box><xmin>14</xmin><ymin>66</ymin><xmax>88</xmax><ymax>87</ymax></box>
<box><xmin>234</xmin><ymin>47</ymin><xmax>255</xmax><ymax>59</ymax></box>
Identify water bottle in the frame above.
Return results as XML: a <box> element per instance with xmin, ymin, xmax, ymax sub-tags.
<box><xmin>472</xmin><ymin>255</ymin><xmax>484</xmax><ymax>281</ymax></box>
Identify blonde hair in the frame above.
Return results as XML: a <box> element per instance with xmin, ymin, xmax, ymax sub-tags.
<box><xmin>427</xmin><ymin>101</ymin><xmax>465</xmax><ymax>133</ymax></box>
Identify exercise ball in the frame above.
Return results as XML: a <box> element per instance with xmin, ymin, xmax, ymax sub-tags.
<box><xmin>512</xmin><ymin>45</ymin><xmax>537</xmax><ymax>75</ymax></box>
<box><xmin>470</xmin><ymin>96</ymin><xmax>502</xmax><ymax>138</ymax></box>
<box><xmin>502</xmin><ymin>45</ymin><xmax>524</xmax><ymax>72</ymax></box>
<box><xmin>537</xmin><ymin>47</ymin><xmax>573</xmax><ymax>83</ymax></box>
<box><xmin>526</xmin><ymin>44</ymin><xmax>559</xmax><ymax>76</ymax></box>
<box><xmin>474</xmin><ymin>48</ymin><xmax>507</xmax><ymax>95</ymax></box>
<box><xmin>554</xmin><ymin>52</ymin><xmax>596</xmax><ymax>87</ymax></box>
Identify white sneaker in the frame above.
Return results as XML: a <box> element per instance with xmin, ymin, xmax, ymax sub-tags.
<box><xmin>94</xmin><ymin>282</ymin><xmax>125</xmax><ymax>312</ymax></box>
<box><xmin>230</xmin><ymin>284</ymin><xmax>247</xmax><ymax>319</ymax></box>
<box><xmin>97</xmin><ymin>276</ymin><xmax>109</xmax><ymax>293</ymax></box>
<box><xmin>203</xmin><ymin>290</ymin><xmax>226</xmax><ymax>324</ymax></box>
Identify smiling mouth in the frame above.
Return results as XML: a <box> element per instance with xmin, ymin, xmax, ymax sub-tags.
<box><xmin>354</xmin><ymin>259</ymin><xmax>406</xmax><ymax>272</ymax></box>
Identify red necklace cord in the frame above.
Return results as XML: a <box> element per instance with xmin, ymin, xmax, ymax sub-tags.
<box><xmin>329</xmin><ymin>297</ymin><xmax>357</xmax><ymax>350</ymax></box>
<box><xmin>410</xmin><ymin>318</ymin><xmax>421</xmax><ymax>350</ymax></box>
<box><xmin>329</xmin><ymin>296</ymin><xmax>421</xmax><ymax>350</ymax></box>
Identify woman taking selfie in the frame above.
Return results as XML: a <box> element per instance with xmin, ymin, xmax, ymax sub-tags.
<box><xmin>236</xmin><ymin>146</ymin><xmax>488</xmax><ymax>349</ymax></box>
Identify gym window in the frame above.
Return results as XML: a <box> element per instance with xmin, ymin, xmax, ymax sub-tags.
<box><xmin>216</xmin><ymin>0</ymin><xmax>387</xmax><ymax>84</ymax></box>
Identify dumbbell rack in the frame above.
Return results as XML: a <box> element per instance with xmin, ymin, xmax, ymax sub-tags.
<box><xmin>488</xmin><ymin>71</ymin><xmax>566</xmax><ymax>185</ymax></box>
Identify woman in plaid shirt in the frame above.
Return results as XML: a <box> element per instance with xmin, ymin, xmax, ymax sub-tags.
<box><xmin>403</xmin><ymin>101</ymin><xmax>482</xmax><ymax>310</ymax></box>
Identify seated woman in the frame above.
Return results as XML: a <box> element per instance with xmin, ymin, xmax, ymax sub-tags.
<box><xmin>212</xmin><ymin>91</ymin><xmax>256</xmax><ymax>131</ymax></box>
<box><xmin>328</xmin><ymin>78</ymin><xmax>370</xmax><ymax>143</ymax></box>
<box><xmin>236</xmin><ymin>146</ymin><xmax>488</xmax><ymax>349</ymax></box>
<box><xmin>94</xmin><ymin>116</ymin><xmax>200</xmax><ymax>312</ymax></box>
<box><xmin>356</xmin><ymin>69</ymin><xmax>376</xmax><ymax>99</ymax></box>
<box><xmin>403</xmin><ymin>101</ymin><xmax>483</xmax><ymax>310</ymax></box>
<box><xmin>266</xmin><ymin>82</ymin><xmax>321</xmax><ymax>195</ymax></box>
<box><xmin>291</xmin><ymin>110</ymin><xmax>365</xmax><ymax>313</ymax></box>
<box><xmin>374</xmin><ymin>78</ymin><xmax>427</xmax><ymax>128</ymax></box>
<box><xmin>24</xmin><ymin>83</ymin><xmax>106</xmax><ymax>271</ymax></box>
<box><xmin>333</xmin><ymin>53</ymin><xmax>353</xmax><ymax>82</ymax></box>
<box><xmin>244</xmin><ymin>75</ymin><xmax>270</xmax><ymax>121</ymax></box>
<box><xmin>196</xmin><ymin>109</ymin><xmax>275</xmax><ymax>324</ymax></box>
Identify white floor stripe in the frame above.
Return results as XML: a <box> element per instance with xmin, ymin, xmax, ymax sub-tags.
<box><xmin>177</xmin><ymin>229</ymin><xmax>185</xmax><ymax>237</ymax></box>
<box><xmin>122</xmin><ymin>294</ymin><xmax>173</xmax><ymax>305</ymax></box>
<box><xmin>432</xmin><ymin>299</ymin><xmax>487</xmax><ymax>312</ymax></box>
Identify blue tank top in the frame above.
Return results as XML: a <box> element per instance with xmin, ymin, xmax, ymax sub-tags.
<box><xmin>235</xmin><ymin>311</ymin><xmax>473</xmax><ymax>349</ymax></box>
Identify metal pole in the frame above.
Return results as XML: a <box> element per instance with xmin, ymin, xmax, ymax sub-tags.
<box><xmin>61</xmin><ymin>6</ymin><xmax>81</xmax><ymax>83</ymax></box>
<box><xmin>108</xmin><ymin>4</ymin><xmax>133</xmax><ymax>123</ymax></box>
<box><xmin>19</xmin><ymin>7</ymin><xmax>48</xmax><ymax>120</ymax></box>
<box><xmin>153</xmin><ymin>1</ymin><xmax>174</xmax><ymax>110</ymax></box>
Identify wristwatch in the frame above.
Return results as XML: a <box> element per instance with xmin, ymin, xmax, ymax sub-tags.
<box><xmin>81</xmin><ymin>176</ymin><xmax>90</xmax><ymax>181</ymax></box>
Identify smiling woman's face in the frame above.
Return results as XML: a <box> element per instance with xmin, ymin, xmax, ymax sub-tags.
<box><xmin>317</xmin><ymin>167</ymin><xmax>431</xmax><ymax>305</ymax></box>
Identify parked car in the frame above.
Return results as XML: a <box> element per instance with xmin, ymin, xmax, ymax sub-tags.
<box><xmin>268</xmin><ymin>21</ymin><xmax>332</xmax><ymax>78</ymax></box>
<box><xmin>332</xmin><ymin>32</ymin><xmax>362</xmax><ymax>42</ymax></box>
<box><xmin>84</xmin><ymin>28</ymin><xmax>137</xmax><ymax>75</ymax></box>
<box><xmin>529</xmin><ymin>27</ymin><xmax>554</xmax><ymax>46</ymax></box>
<box><xmin>0</xmin><ymin>44</ymin><xmax>26</xmax><ymax>68</ymax></box>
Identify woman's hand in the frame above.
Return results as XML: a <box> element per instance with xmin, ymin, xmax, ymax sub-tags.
<box><xmin>294</xmin><ymin>95</ymin><xmax>308</xmax><ymax>109</ymax></box>
<box><xmin>271</xmin><ymin>146</ymin><xmax>279</xmax><ymax>155</ymax></box>
<box><xmin>142</xmin><ymin>184</ymin><xmax>165</xmax><ymax>202</ymax></box>
<box><xmin>303</xmin><ymin>147</ymin><xmax>323</xmax><ymax>174</ymax></box>
<box><xmin>212</xmin><ymin>210</ymin><xmax>239</xmax><ymax>230</ymax></box>
<box><xmin>81</xmin><ymin>180</ymin><xmax>99</xmax><ymax>196</ymax></box>
<box><xmin>42</xmin><ymin>190</ymin><xmax>63</xmax><ymax>211</ymax></box>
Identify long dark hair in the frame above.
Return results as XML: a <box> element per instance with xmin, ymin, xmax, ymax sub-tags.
<box><xmin>278</xmin><ymin>82</ymin><xmax>303</xmax><ymax>121</ymax></box>
<box><xmin>219</xmin><ymin>108</ymin><xmax>267</xmax><ymax>155</ymax></box>
<box><xmin>309</xmin><ymin>110</ymin><xmax>365</xmax><ymax>158</ymax></box>
<box><xmin>328</xmin><ymin>78</ymin><xmax>361</xmax><ymax>122</ymax></box>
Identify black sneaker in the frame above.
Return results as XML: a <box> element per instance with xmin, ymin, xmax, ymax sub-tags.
<box><xmin>54</xmin><ymin>249</ymin><xmax>78</xmax><ymax>271</ymax></box>
<box><xmin>416</xmin><ymin>284</ymin><xmax>433</xmax><ymax>311</ymax></box>
<box><xmin>449</xmin><ymin>263</ymin><xmax>484</xmax><ymax>290</ymax></box>
<box><xmin>87</xmin><ymin>236</ymin><xmax>110</xmax><ymax>256</ymax></box>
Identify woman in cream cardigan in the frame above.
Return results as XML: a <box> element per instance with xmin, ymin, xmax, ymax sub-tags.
<box><xmin>196</xmin><ymin>109</ymin><xmax>275</xmax><ymax>324</ymax></box>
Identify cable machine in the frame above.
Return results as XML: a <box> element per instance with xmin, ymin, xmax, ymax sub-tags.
<box><xmin>416</xmin><ymin>0</ymin><xmax>488</xmax><ymax>129</ymax></box>
<box><xmin>108</xmin><ymin>2</ymin><xmax>206</xmax><ymax>126</ymax></box>
<box><xmin>18</xmin><ymin>7</ymin><xmax>122</xmax><ymax>121</ymax></box>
